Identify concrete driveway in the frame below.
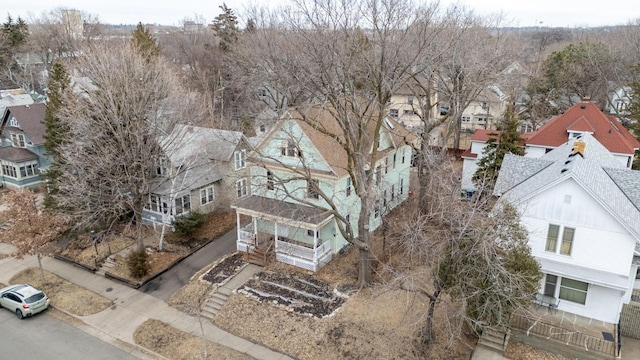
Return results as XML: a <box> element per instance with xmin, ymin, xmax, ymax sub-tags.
<box><xmin>139</xmin><ymin>227</ymin><xmax>238</xmax><ymax>300</ymax></box>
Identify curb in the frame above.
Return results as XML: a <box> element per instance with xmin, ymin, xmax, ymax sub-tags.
<box><xmin>48</xmin><ymin>305</ymin><xmax>169</xmax><ymax>360</ymax></box>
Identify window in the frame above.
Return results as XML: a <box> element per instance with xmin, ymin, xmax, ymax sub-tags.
<box><xmin>390</xmin><ymin>109</ymin><xmax>398</xmax><ymax>118</ymax></box>
<box><xmin>236</xmin><ymin>178</ymin><xmax>247</xmax><ymax>198</ymax></box>
<box><xmin>234</xmin><ymin>150</ymin><xmax>246</xmax><ymax>170</ymax></box>
<box><xmin>476</xmin><ymin>116</ymin><xmax>487</xmax><ymax>123</ymax></box>
<box><xmin>156</xmin><ymin>157</ymin><xmax>168</xmax><ymax>176</ymax></box>
<box><xmin>259</xmin><ymin>124</ymin><xmax>266</xmax><ymax>133</ymax></box>
<box><xmin>401</xmin><ymin>148</ymin><xmax>406</xmax><ymax>164</ymax></box>
<box><xmin>384</xmin><ymin>157</ymin><xmax>388</xmax><ymax>174</ymax></box>
<box><xmin>307</xmin><ymin>229</ymin><xmax>317</xmax><ymax>237</ymax></box>
<box><xmin>11</xmin><ymin>133</ymin><xmax>25</xmax><ymax>148</ymax></box>
<box><xmin>481</xmin><ymin>101</ymin><xmax>489</xmax><ymax>110</ymax></box>
<box><xmin>374</xmin><ymin>200</ymin><xmax>380</xmax><ymax>218</ymax></box>
<box><xmin>403</xmin><ymin>109</ymin><xmax>414</xmax><ymax>116</ymax></box>
<box><xmin>545</xmin><ymin>224</ymin><xmax>574</xmax><ymax>255</ymax></box>
<box><xmin>383</xmin><ymin>190</ymin><xmax>387</xmax><ymax>208</ymax></box>
<box><xmin>399</xmin><ymin>178</ymin><xmax>404</xmax><ymax>195</ymax></box>
<box><xmin>560</xmin><ymin>227</ymin><xmax>574</xmax><ymax>255</ymax></box>
<box><xmin>266</xmin><ymin>171</ymin><xmax>274</xmax><ymax>190</ymax></box>
<box><xmin>258</xmin><ymin>88</ymin><xmax>267</xmax><ymax>97</ymax></box>
<box><xmin>462</xmin><ymin>115</ymin><xmax>471</xmax><ymax>122</ymax></box>
<box><xmin>19</xmin><ymin>162</ymin><xmax>39</xmax><ymax>178</ymax></box>
<box><xmin>307</xmin><ymin>179</ymin><xmax>319</xmax><ymax>199</ymax></box>
<box><xmin>545</xmin><ymin>224</ymin><xmax>559</xmax><ymax>252</ymax></box>
<box><xmin>407</xmin><ymin>95</ymin><xmax>413</xmax><ymax>105</ymax></box>
<box><xmin>200</xmin><ymin>186</ymin><xmax>214</xmax><ymax>205</ymax></box>
<box><xmin>376</xmin><ymin>165</ymin><xmax>382</xmax><ymax>186</ymax></box>
<box><xmin>346</xmin><ymin>177</ymin><xmax>351</xmax><ymax>197</ymax></box>
<box><xmin>391</xmin><ymin>185</ymin><xmax>395</xmax><ymax>201</ymax></box>
<box><xmin>543</xmin><ymin>274</ymin><xmax>557</xmax><ymax>297</ymax></box>
<box><xmin>2</xmin><ymin>164</ymin><xmax>17</xmax><ymax>178</ymax></box>
<box><xmin>393</xmin><ymin>153</ymin><xmax>396</xmax><ymax>169</ymax></box>
<box><xmin>148</xmin><ymin>195</ymin><xmax>160</xmax><ymax>212</ymax></box>
<box><xmin>281</xmin><ymin>140</ymin><xmax>301</xmax><ymax>157</ymax></box>
<box><xmin>175</xmin><ymin>195</ymin><xmax>191</xmax><ymax>215</ymax></box>
<box><xmin>559</xmin><ymin>277</ymin><xmax>588</xmax><ymax>305</ymax></box>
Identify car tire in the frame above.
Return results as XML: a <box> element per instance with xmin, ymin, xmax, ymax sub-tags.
<box><xmin>16</xmin><ymin>309</ymin><xmax>24</xmax><ymax>320</ymax></box>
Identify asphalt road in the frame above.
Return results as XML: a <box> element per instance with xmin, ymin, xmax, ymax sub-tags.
<box><xmin>139</xmin><ymin>227</ymin><xmax>237</xmax><ymax>300</ymax></box>
<box><xmin>0</xmin><ymin>308</ymin><xmax>140</xmax><ymax>359</ymax></box>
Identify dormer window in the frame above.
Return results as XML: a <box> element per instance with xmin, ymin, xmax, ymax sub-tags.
<box><xmin>11</xmin><ymin>133</ymin><xmax>25</xmax><ymax>148</ymax></box>
<box><xmin>156</xmin><ymin>157</ymin><xmax>168</xmax><ymax>176</ymax></box>
<box><xmin>281</xmin><ymin>140</ymin><xmax>302</xmax><ymax>157</ymax></box>
<box><xmin>569</xmin><ymin>132</ymin><xmax>582</xmax><ymax>139</ymax></box>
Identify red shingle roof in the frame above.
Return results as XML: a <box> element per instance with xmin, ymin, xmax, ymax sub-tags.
<box><xmin>470</xmin><ymin>129</ymin><xmax>500</xmax><ymax>142</ymax></box>
<box><xmin>525</xmin><ymin>101</ymin><xmax>640</xmax><ymax>154</ymax></box>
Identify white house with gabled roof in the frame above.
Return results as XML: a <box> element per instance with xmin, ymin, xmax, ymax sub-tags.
<box><xmin>494</xmin><ymin>133</ymin><xmax>640</xmax><ymax>323</ymax></box>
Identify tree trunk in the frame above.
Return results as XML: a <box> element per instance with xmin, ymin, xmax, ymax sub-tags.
<box><xmin>421</xmin><ymin>288</ymin><xmax>441</xmax><ymax>345</ymax></box>
<box><xmin>357</xmin><ymin>246</ymin><xmax>372</xmax><ymax>288</ymax></box>
<box><xmin>37</xmin><ymin>252</ymin><xmax>46</xmax><ymax>285</ymax></box>
<box><xmin>135</xmin><ymin>212</ymin><xmax>145</xmax><ymax>251</ymax></box>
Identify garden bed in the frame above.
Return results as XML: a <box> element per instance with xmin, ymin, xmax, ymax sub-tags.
<box><xmin>201</xmin><ymin>252</ymin><xmax>247</xmax><ymax>286</ymax></box>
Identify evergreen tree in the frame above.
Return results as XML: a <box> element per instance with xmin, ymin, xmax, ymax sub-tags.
<box><xmin>2</xmin><ymin>15</ymin><xmax>28</xmax><ymax>48</ymax></box>
<box><xmin>43</xmin><ymin>62</ymin><xmax>71</xmax><ymax>209</ymax></box>
<box><xmin>473</xmin><ymin>104</ymin><xmax>525</xmax><ymax>191</ymax></box>
<box><xmin>211</xmin><ymin>3</ymin><xmax>238</xmax><ymax>52</ymax></box>
<box><xmin>130</xmin><ymin>22</ymin><xmax>160</xmax><ymax>61</ymax></box>
<box><xmin>0</xmin><ymin>15</ymin><xmax>28</xmax><ymax>71</ymax></box>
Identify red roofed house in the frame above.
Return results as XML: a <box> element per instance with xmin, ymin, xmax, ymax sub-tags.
<box><xmin>461</xmin><ymin>99</ymin><xmax>640</xmax><ymax>192</ymax></box>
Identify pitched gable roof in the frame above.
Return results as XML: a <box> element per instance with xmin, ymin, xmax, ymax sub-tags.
<box><xmin>263</xmin><ymin>103</ymin><xmax>416</xmax><ymax>178</ymax></box>
<box><xmin>525</xmin><ymin>101</ymin><xmax>640</xmax><ymax>154</ymax></box>
<box><xmin>2</xmin><ymin>103</ymin><xmax>47</xmax><ymax>145</ymax></box>
<box><xmin>495</xmin><ymin>133</ymin><xmax>640</xmax><ymax>240</ymax></box>
<box><xmin>163</xmin><ymin>124</ymin><xmax>245</xmax><ymax>164</ymax></box>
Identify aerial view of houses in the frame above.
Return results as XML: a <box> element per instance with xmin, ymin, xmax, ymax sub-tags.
<box><xmin>2</xmin><ymin>1</ymin><xmax>640</xmax><ymax>360</ymax></box>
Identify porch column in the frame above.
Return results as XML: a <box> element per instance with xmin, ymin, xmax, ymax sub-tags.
<box><xmin>253</xmin><ymin>217</ymin><xmax>258</xmax><ymax>239</ymax></box>
<box><xmin>313</xmin><ymin>229</ymin><xmax>318</xmax><ymax>248</ymax></box>
<box><xmin>274</xmin><ymin>222</ymin><xmax>279</xmax><ymax>242</ymax></box>
<box><xmin>235</xmin><ymin>212</ymin><xmax>241</xmax><ymax>243</ymax></box>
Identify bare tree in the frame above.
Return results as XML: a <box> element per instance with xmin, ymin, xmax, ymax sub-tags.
<box><xmin>0</xmin><ymin>189</ymin><xmax>69</xmax><ymax>284</ymax></box>
<box><xmin>235</xmin><ymin>0</ymin><xmax>458</xmax><ymax>287</ymax></box>
<box><xmin>383</xmin><ymin>159</ymin><xmax>540</xmax><ymax>352</ymax></box>
<box><xmin>52</xmin><ymin>43</ymin><xmax>204</xmax><ymax>250</ymax></box>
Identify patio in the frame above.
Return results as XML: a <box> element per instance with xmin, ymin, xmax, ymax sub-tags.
<box><xmin>511</xmin><ymin>304</ymin><xmax>619</xmax><ymax>358</ymax></box>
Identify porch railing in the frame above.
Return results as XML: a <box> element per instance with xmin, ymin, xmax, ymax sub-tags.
<box><xmin>275</xmin><ymin>239</ymin><xmax>331</xmax><ymax>261</ymax></box>
<box><xmin>511</xmin><ymin>312</ymin><xmax>616</xmax><ymax>357</ymax></box>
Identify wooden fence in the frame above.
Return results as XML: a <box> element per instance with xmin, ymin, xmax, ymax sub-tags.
<box><xmin>511</xmin><ymin>313</ymin><xmax>617</xmax><ymax>358</ymax></box>
<box><xmin>621</xmin><ymin>300</ymin><xmax>640</xmax><ymax>339</ymax></box>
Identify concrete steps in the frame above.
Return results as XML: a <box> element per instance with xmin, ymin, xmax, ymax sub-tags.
<box><xmin>478</xmin><ymin>327</ymin><xmax>510</xmax><ymax>353</ymax></box>
<box><xmin>95</xmin><ymin>255</ymin><xmax>117</xmax><ymax>276</ymax></box>
<box><xmin>201</xmin><ymin>287</ymin><xmax>232</xmax><ymax>319</ymax></box>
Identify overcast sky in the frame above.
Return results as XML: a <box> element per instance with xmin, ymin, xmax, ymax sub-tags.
<box><xmin>3</xmin><ymin>0</ymin><xmax>639</xmax><ymax>27</ymax></box>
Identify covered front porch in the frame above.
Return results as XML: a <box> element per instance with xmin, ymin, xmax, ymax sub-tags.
<box><xmin>232</xmin><ymin>195</ymin><xmax>336</xmax><ymax>272</ymax></box>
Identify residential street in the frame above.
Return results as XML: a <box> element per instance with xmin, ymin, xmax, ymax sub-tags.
<box><xmin>139</xmin><ymin>227</ymin><xmax>237</xmax><ymax>300</ymax></box>
<box><xmin>0</xmin><ymin>308</ymin><xmax>141</xmax><ymax>359</ymax></box>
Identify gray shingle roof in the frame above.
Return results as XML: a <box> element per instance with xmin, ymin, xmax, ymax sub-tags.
<box><xmin>495</xmin><ymin>133</ymin><xmax>640</xmax><ymax>240</ymax></box>
<box><xmin>163</xmin><ymin>124</ymin><xmax>244</xmax><ymax>164</ymax></box>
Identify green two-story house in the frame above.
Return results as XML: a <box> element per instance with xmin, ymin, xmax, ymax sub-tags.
<box><xmin>232</xmin><ymin>105</ymin><xmax>415</xmax><ymax>271</ymax></box>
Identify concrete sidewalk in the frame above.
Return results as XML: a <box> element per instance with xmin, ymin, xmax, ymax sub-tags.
<box><xmin>0</xmin><ymin>242</ymin><xmax>292</xmax><ymax>360</ymax></box>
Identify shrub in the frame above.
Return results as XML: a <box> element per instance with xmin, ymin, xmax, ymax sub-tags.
<box><xmin>126</xmin><ymin>249</ymin><xmax>150</xmax><ymax>278</ymax></box>
<box><xmin>172</xmin><ymin>211</ymin><xmax>205</xmax><ymax>235</ymax></box>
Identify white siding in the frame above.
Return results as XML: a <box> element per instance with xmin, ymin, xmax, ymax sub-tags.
<box><xmin>461</xmin><ymin>158</ymin><xmax>478</xmax><ymax>191</ymax></box>
<box><xmin>524</xmin><ymin>145</ymin><xmax>547</xmax><ymax>158</ymax></box>
<box><xmin>470</xmin><ymin>141</ymin><xmax>487</xmax><ymax>156</ymax></box>
<box><xmin>521</xmin><ymin>178</ymin><xmax>635</xmax><ymax>276</ymax></box>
